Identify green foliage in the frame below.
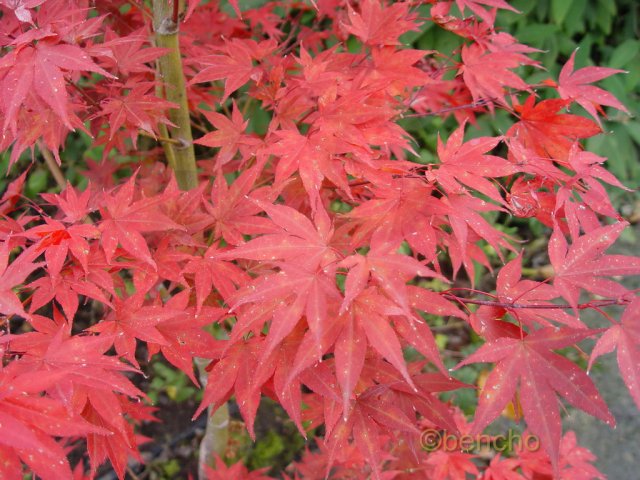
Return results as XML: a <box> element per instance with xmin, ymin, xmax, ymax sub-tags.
<box><xmin>501</xmin><ymin>0</ymin><xmax>640</xmax><ymax>189</ymax></box>
<box><xmin>404</xmin><ymin>0</ymin><xmax>639</xmax><ymax>191</ymax></box>
<box><xmin>228</xmin><ymin>399</ymin><xmax>307</xmax><ymax>474</ymax></box>
<box><xmin>148</xmin><ymin>362</ymin><xmax>201</xmax><ymax>404</ymax></box>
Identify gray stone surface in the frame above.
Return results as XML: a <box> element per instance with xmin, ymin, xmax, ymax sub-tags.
<box><xmin>563</xmin><ymin>222</ymin><xmax>640</xmax><ymax>478</ymax></box>
<box><xmin>564</xmin><ymin>355</ymin><xmax>640</xmax><ymax>477</ymax></box>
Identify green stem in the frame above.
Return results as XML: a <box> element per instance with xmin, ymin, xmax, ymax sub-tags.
<box><xmin>152</xmin><ymin>3</ymin><xmax>228</xmax><ymax>477</ymax></box>
<box><xmin>195</xmin><ymin>358</ymin><xmax>230</xmax><ymax>477</ymax></box>
<box><xmin>153</xmin><ymin>0</ymin><xmax>197</xmax><ymax>190</ymax></box>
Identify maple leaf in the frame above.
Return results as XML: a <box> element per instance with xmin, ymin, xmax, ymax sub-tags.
<box><xmin>0</xmin><ymin>40</ymin><xmax>113</xmax><ymax>133</ymax></box>
<box><xmin>434</xmin><ymin>121</ymin><xmax>517</xmax><ymax>203</ymax></box>
<box><xmin>222</xmin><ymin>200</ymin><xmax>337</xmax><ymax>270</ymax></box>
<box><xmin>24</xmin><ymin>217</ymin><xmax>99</xmax><ymax>278</ymax></box>
<box><xmin>0</xmin><ymin>352</ymin><xmax>114</xmax><ymax>480</ymax></box>
<box><xmin>149</xmin><ymin>291</ymin><xmax>225</xmax><ymax>384</ymax></box>
<box><xmin>1</xmin><ymin>0</ymin><xmax>45</xmax><ymax>24</ymax></box>
<box><xmin>101</xmin><ymin>28</ymin><xmax>168</xmax><ymax>76</ymax></box>
<box><xmin>441</xmin><ymin>193</ymin><xmax>516</xmax><ymax>279</ymax></box>
<box><xmin>507</xmin><ymin>97</ymin><xmax>601</xmax><ymax>159</ymax></box>
<box><xmin>268</xmin><ymin>129</ymin><xmax>349</xmax><ymax>211</ymax></box>
<box><xmin>182</xmin><ymin>244</ymin><xmax>250</xmax><ymax>310</ymax></box>
<box><xmin>0</xmin><ymin>243</ymin><xmax>41</xmax><ymax>318</ymax></box>
<box><xmin>332</xmin><ymin>288</ymin><xmax>426</xmax><ymax>413</ymax></box>
<box><xmin>556</xmin><ymin>50</ymin><xmax>628</xmax><ymax>125</ymax></box>
<box><xmin>195</xmin><ymin>101</ymin><xmax>262</xmax><ymax>167</ymax></box>
<box><xmin>40</xmin><ymin>183</ymin><xmax>94</xmax><ymax>224</ymax></box>
<box><xmin>555</xmin><ymin>144</ymin><xmax>629</xmax><ymax>239</ymax></box>
<box><xmin>194</xmin><ymin>339</ymin><xmax>265</xmax><ymax>439</ymax></box>
<box><xmin>341</xmin><ymin>0</ymin><xmax>420</xmax><ymax>46</ymax></box>
<box><xmin>190</xmin><ymin>38</ymin><xmax>275</xmax><ymax>101</ymax></box>
<box><xmin>88</xmin><ymin>295</ymin><xmax>180</xmax><ymax>367</ymax></box>
<box><xmin>339</xmin><ymin>237</ymin><xmax>445</xmax><ymax>315</ymax></box>
<box><xmin>368</xmin><ymin>47</ymin><xmax>430</xmax><ymax>95</ymax></box>
<box><xmin>457</xmin><ymin>327</ymin><xmax>614</xmax><ymax>468</ymax></box>
<box><xmin>81</xmin><ymin>391</ymin><xmax>146</xmax><ymax>479</ymax></box>
<box><xmin>6</xmin><ymin>311</ymin><xmax>144</xmax><ymax>399</ymax></box>
<box><xmin>459</xmin><ymin>43</ymin><xmax>531</xmax><ymax>107</ymax></box>
<box><xmin>97</xmin><ymin>80</ymin><xmax>177</xmax><ymax>143</ymax></box>
<box><xmin>549</xmin><ymin>222</ymin><xmax>640</xmax><ymax>309</ymax></box>
<box><xmin>28</xmin><ymin>265</ymin><xmax>112</xmax><ymax>321</ymax></box>
<box><xmin>204</xmin><ymin>166</ymin><xmax>278</xmax><ymax>246</ymax></box>
<box><xmin>250</xmin><ymin>325</ymin><xmax>311</xmax><ymax>435</ymax></box>
<box><xmin>556</xmin><ymin>430</ymin><xmax>606</xmax><ymax>480</ymax></box>
<box><xmin>98</xmin><ymin>174</ymin><xmax>185</xmax><ymax>267</ymax></box>
<box><xmin>589</xmin><ymin>298</ymin><xmax>640</xmax><ymax>410</ymax></box>
<box><xmin>204</xmin><ymin>455</ymin><xmax>273</xmax><ymax>480</ymax></box>
<box><xmin>514</xmin><ymin>430</ymin><xmax>605</xmax><ymax>480</ymax></box>
<box><xmin>364</xmin><ymin>360</ymin><xmax>468</xmax><ymax>432</ymax></box>
<box><xmin>494</xmin><ymin>253</ymin><xmax>584</xmax><ymax>329</ymax></box>
<box><xmin>343</xmin><ymin>177</ymin><xmax>447</xmax><ymax>261</ymax></box>
<box><xmin>228</xmin><ymin>261</ymin><xmax>341</xmax><ymax>365</ymax></box>
<box><xmin>425</xmin><ymin>450</ymin><xmax>479</xmax><ymax>480</ymax></box>
<box><xmin>0</xmin><ymin>169</ymin><xmax>28</xmax><ymax>216</ymax></box>
<box><xmin>455</xmin><ymin>0</ymin><xmax>519</xmax><ymax>26</ymax></box>
<box><xmin>482</xmin><ymin>454</ymin><xmax>525</xmax><ymax>480</ymax></box>
<box><xmin>306</xmin><ymin>85</ymin><xmax>410</xmax><ymax>158</ymax></box>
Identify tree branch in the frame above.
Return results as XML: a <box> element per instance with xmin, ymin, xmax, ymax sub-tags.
<box><xmin>153</xmin><ymin>0</ymin><xmax>198</xmax><ymax>190</ymax></box>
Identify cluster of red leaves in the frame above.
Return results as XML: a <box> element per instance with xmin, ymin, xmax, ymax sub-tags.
<box><xmin>1</xmin><ymin>0</ymin><xmax>638</xmax><ymax>479</ymax></box>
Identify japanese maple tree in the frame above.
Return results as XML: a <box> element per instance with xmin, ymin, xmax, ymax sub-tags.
<box><xmin>0</xmin><ymin>0</ymin><xmax>638</xmax><ymax>479</ymax></box>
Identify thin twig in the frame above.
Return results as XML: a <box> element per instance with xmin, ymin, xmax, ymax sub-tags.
<box><xmin>126</xmin><ymin>465</ymin><xmax>141</xmax><ymax>480</ymax></box>
<box><xmin>38</xmin><ymin>141</ymin><xmax>66</xmax><ymax>190</ymax></box>
<box><xmin>441</xmin><ymin>293</ymin><xmax>630</xmax><ymax>311</ymax></box>
<box><xmin>138</xmin><ymin>130</ymin><xmax>183</xmax><ymax>146</ymax></box>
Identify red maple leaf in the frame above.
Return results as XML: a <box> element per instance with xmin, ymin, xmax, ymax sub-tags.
<box><xmin>194</xmin><ymin>339</ymin><xmax>264</xmax><ymax>439</ymax></box>
<box><xmin>425</xmin><ymin>450</ymin><xmax>479</xmax><ymax>480</ymax></box>
<box><xmin>222</xmin><ymin>200</ymin><xmax>337</xmax><ymax>270</ymax></box>
<box><xmin>204</xmin><ymin>166</ymin><xmax>278</xmax><ymax>246</ymax></box>
<box><xmin>342</xmin><ymin>0</ymin><xmax>420</xmax><ymax>46</ymax></box>
<box><xmin>0</xmin><ymin>244</ymin><xmax>41</xmax><ymax>318</ymax></box>
<box><xmin>556</xmin><ymin>50</ymin><xmax>628</xmax><ymax>124</ymax></box>
<box><xmin>97</xmin><ymin>80</ymin><xmax>177</xmax><ymax>144</ymax></box>
<box><xmin>25</xmin><ymin>217</ymin><xmax>99</xmax><ymax>278</ymax></box>
<box><xmin>6</xmin><ymin>310</ymin><xmax>143</xmax><ymax>399</ymax></box>
<box><xmin>204</xmin><ymin>455</ymin><xmax>273</xmax><ymax>480</ymax></box>
<box><xmin>88</xmin><ymin>295</ymin><xmax>179</xmax><ymax>367</ymax></box>
<box><xmin>493</xmin><ymin>253</ymin><xmax>584</xmax><ymax>329</ymax></box>
<box><xmin>98</xmin><ymin>174</ymin><xmax>185</xmax><ymax>267</ymax></box>
<box><xmin>549</xmin><ymin>222</ymin><xmax>640</xmax><ymax>309</ymax></box>
<box><xmin>0</xmin><ymin>40</ymin><xmax>113</xmax><ymax>134</ymax></box>
<box><xmin>455</xmin><ymin>0</ymin><xmax>519</xmax><ymax>26</ymax></box>
<box><xmin>195</xmin><ymin>101</ymin><xmax>262</xmax><ymax>167</ymax></box>
<box><xmin>507</xmin><ymin>97</ymin><xmax>601</xmax><ymax>159</ymax></box>
<box><xmin>1</xmin><ymin>0</ymin><xmax>46</xmax><ymax>23</ymax></box>
<box><xmin>40</xmin><ymin>184</ymin><xmax>94</xmax><ymax>224</ymax></box>
<box><xmin>459</xmin><ymin>43</ymin><xmax>531</xmax><ymax>107</ymax></box>
<box><xmin>457</xmin><ymin>328</ymin><xmax>614</xmax><ymax>468</ymax></box>
<box><xmin>434</xmin><ymin>121</ymin><xmax>517</xmax><ymax>203</ymax></box>
<box><xmin>589</xmin><ymin>298</ymin><xmax>640</xmax><ymax>410</ymax></box>
<box><xmin>190</xmin><ymin>38</ymin><xmax>275</xmax><ymax>101</ymax></box>
<box><xmin>101</xmin><ymin>28</ymin><xmax>168</xmax><ymax>76</ymax></box>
